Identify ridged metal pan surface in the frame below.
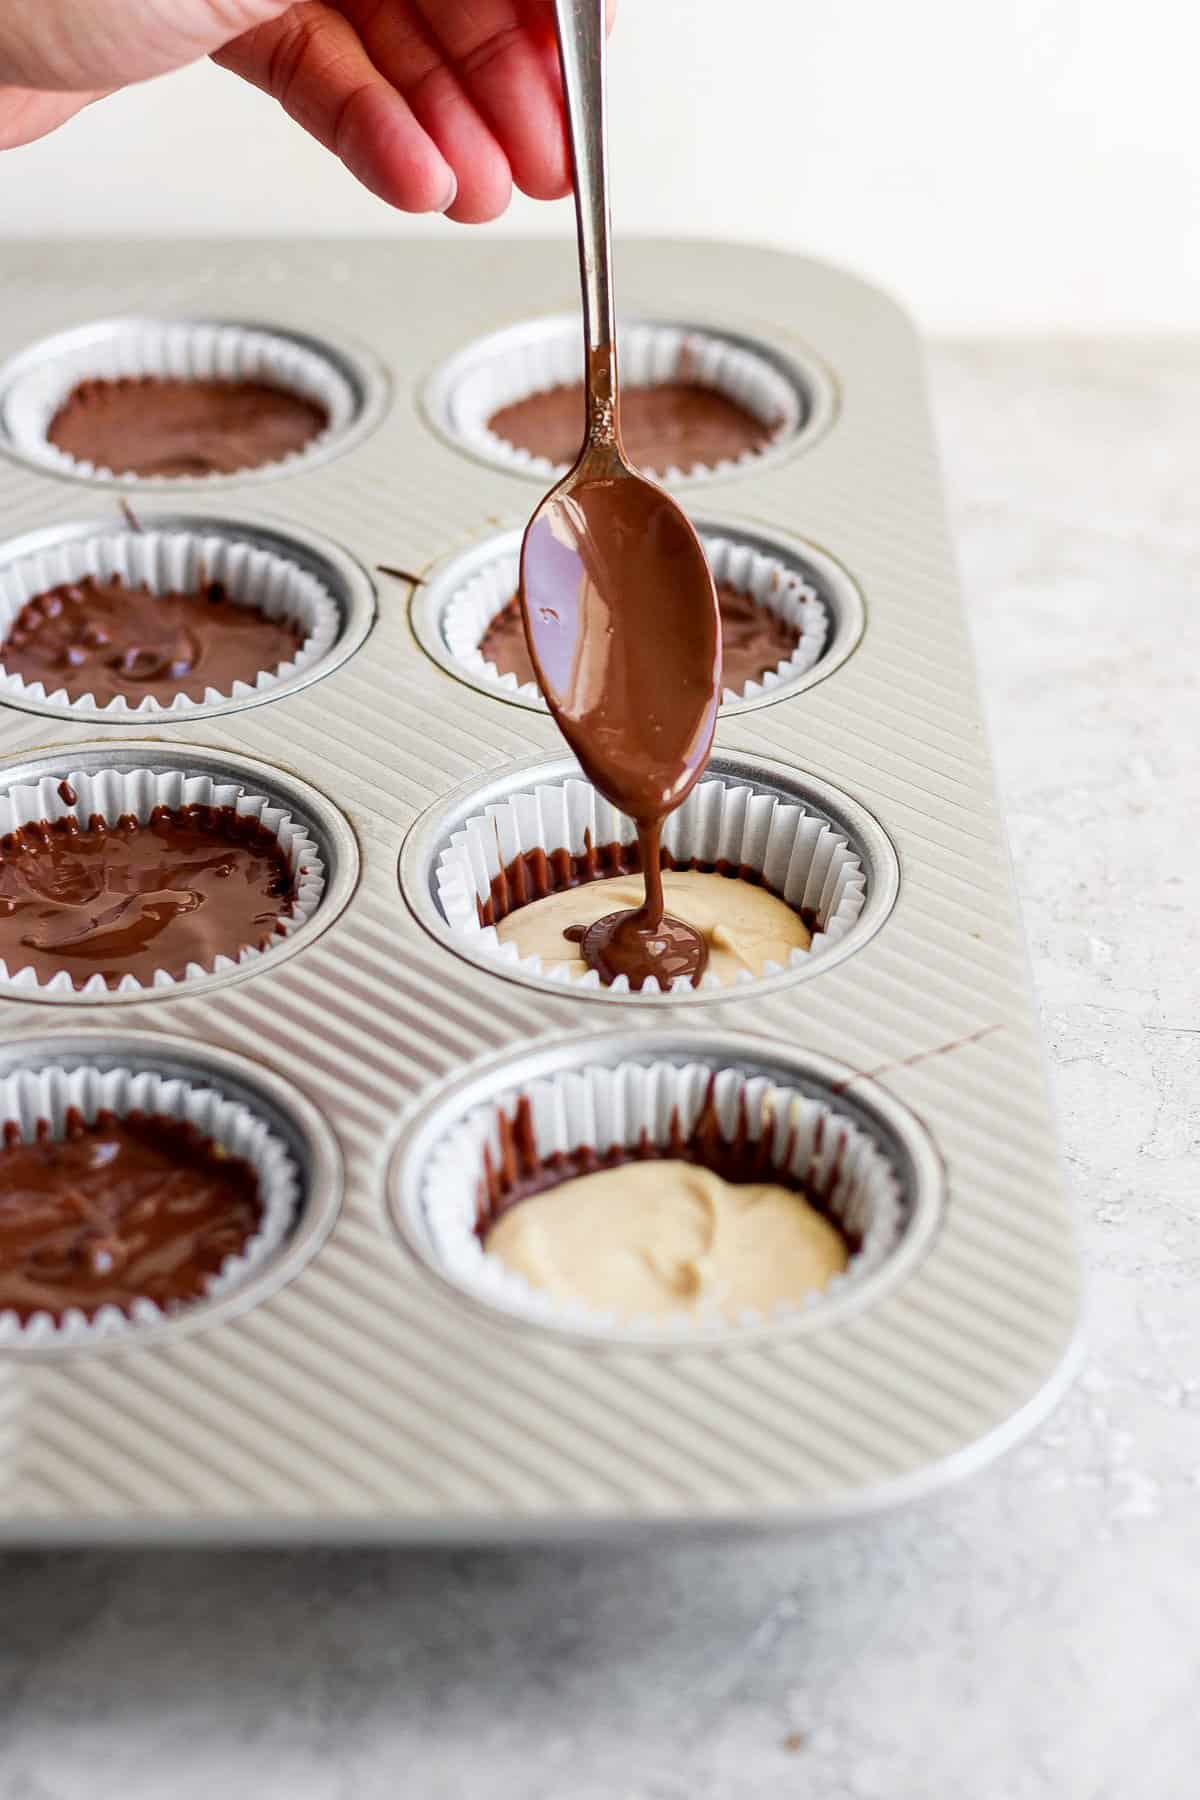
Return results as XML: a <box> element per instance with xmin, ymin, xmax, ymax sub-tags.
<box><xmin>0</xmin><ymin>239</ymin><xmax>1081</xmax><ymax>1543</ymax></box>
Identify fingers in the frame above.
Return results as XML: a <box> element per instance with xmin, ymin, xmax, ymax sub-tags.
<box><xmin>214</xmin><ymin>3</ymin><xmax>457</xmax><ymax>212</ymax></box>
<box><xmin>0</xmin><ymin>86</ymin><xmax>99</xmax><ymax>150</ymax></box>
<box><xmin>217</xmin><ymin>0</ymin><xmax>620</xmax><ymax>224</ymax></box>
<box><xmin>337</xmin><ymin>2</ymin><xmax>514</xmax><ymax>224</ymax></box>
<box><xmin>411</xmin><ymin>0</ymin><xmax>570</xmax><ymax>202</ymax></box>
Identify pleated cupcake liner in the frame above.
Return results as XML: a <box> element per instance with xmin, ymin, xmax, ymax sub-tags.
<box><xmin>421</xmin><ymin>1057</ymin><xmax>903</xmax><ymax>1338</ymax></box>
<box><xmin>435</xmin><ymin>772</ymin><xmax>866</xmax><ymax>996</ymax></box>
<box><xmin>442</xmin><ymin>529</ymin><xmax>828</xmax><ymax>708</ymax></box>
<box><xmin>437</xmin><ymin>319</ymin><xmax>803</xmax><ymax>484</ymax></box>
<box><xmin>0</xmin><ymin>765</ymin><xmax>325</xmax><ymax>998</ymax></box>
<box><xmin>0</xmin><ymin>1061</ymin><xmax>300</xmax><ymax>1346</ymax></box>
<box><xmin>0</xmin><ymin>320</ymin><xmax>357</xmax><ymax>483</ymax></box>
<box><xmin>0</xmin><ymin>525</ymin><xmax>340</xmax><ymax>717</ymax></box>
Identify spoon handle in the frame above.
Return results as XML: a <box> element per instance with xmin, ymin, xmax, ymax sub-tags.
<box><xmin>554</xmin><ymin>0</ymin><xmax>619</xmax><ymax>448</ymax></box>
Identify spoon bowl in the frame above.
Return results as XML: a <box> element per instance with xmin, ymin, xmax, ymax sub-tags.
<box><xmin>520</xmin><ymin>446</ymin><xmax>720</xmax><ymax>824</ymax></box>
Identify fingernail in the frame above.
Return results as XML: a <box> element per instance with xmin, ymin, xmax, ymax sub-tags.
<box><xmin>437</xmin><ymin>167</ymin><xmax>458</xmax><ymax>214</ymax></box>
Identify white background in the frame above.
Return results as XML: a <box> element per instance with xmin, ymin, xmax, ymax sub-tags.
<box><xmin>3</xmin><ymin>0</ymin><xmax>1198</xmax><ymax>332</ymax></box>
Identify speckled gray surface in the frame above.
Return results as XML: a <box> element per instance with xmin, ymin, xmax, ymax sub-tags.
<box><xmin>0</xmin><ymin>340</ymin><xmax>1195</xmax><ymax>1798</ymax></box>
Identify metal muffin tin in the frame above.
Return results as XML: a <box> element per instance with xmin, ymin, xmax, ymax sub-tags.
<box><xmin>0</xmin><ymin>239</ymin><xmax>1082</xmax><ymax>1544</ymax></box>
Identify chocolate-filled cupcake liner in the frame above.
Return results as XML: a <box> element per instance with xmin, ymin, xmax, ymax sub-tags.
<box><xmin>420</xmin><ymin>1057</ymin><xmax>903</xmax><ymax>1338</ymax></box>
<box><xmin>433</xmin><ymin>319</ymin><xmax>804</xmax><ymax>483</ymax></box>
<box><xmin>434</xmin><ymin>771</ymin><xmax>865</xmax><ymax>996</ymax></box>
<box><xmin>442</xmin><ymin>530</ymin><xmax>828</xmax><ymax>708</ymax></box>
<box><xmin>0</xmin><ymin>525</ymin><xmax>340</xmax><ymax>718</ymax></box>
<box><xmin>0</xmin><ymin>765</ymin><xmax>325</xmax><ymax>998</ymax></box>
<box><xmin>0</xmin><ymin>1061</ymin><xmax>300</xmax><ymax>1346</ymax></box>
<box><xmin>0</xmin><ymin>320</ymin><xmax>357</xmax><ymax>484</ymax></box>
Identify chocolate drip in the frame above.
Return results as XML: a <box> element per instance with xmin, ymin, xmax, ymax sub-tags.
<box><xmin>0</xmin><ymin>1107</ymin><xmax>262</xmax><ymax>1321</ymax></box>
<box><xmin>480</xmin><ymin>583</ymin><xmax>801</xmax><ymax>693</ymax></box>
<box><xmin>489</xmin><ymin>381</ymin><xmax>776</xmax><ymax>475</ymax></box>
<box><xmin>46</xmin><ymin>377</ymin><xmax>327</xmax><ymax>478</ymax></box>
<box><xmin>2</xmin><ymin>575</ymin><xmax>305</xmax><ymax>705</ymax></box>
<box><xmin>570</xmin><ymin>908</ymin><xmax>709</xmax><ymax>990</ymax></box>
<box><xmin>0</xmin><ymin>804</ymin><xmax>298</xmax><ymax>989</ymax></box>
<box><xmin>477</xmin><ymin>1077</ymin><xmax>857</xmax><ymax>1245</ymax></box>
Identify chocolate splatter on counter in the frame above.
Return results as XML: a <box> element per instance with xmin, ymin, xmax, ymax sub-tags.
<box><xmin>0</xmin><ymin>805</ymin><xmax>298</xmax><ymax>989</ymax></box>
<box><xmin>1</xmin><ymin>575</ymin><xmax>305</xmax><ymax>706</ymax></box>
<box><xmin>0</xmin><ymin>1108</ymin><xmax>262</xmax><ymax>1322</ymax></box>
<box><xmin>46</xmin><ymin>377</ymin><xmax>327</xmax><ymax>478</ymax></box>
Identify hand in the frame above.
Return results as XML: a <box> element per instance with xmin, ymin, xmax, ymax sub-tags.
<box><xmin>0</xmin><ymin>1</ymin><xmax>611</xmax><ymax>222</ymax></box>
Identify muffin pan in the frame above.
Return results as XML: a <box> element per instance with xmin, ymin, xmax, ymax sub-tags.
<box><xmin>0</xmin><ymin>239</ymin><xmax>1081</xmax><ymax>1543</ymax></box>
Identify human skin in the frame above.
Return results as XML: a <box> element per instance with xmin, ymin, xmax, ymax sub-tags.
<box><xmin>0</xmin><ymin>0</ymin><xmax>614</xmax><ymax>222</ymax></box>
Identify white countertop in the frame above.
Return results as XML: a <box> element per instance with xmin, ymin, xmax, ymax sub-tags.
<box><xmin>0</xmin><ymin>341</ymin><xmax>1195</xmax><ymax>1799</ymax></box>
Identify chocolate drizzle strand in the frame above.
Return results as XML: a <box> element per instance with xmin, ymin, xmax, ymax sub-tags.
<box><xmin>0</xmin><ymin>804</ymin><xmax>298</xmax><ymax>989</ymax></box>
<box><xmin>46</xmin><ymin>377</ymin><xmax>327</xmax><ymax>478</ymax></box>
<box><xmin>0</xmin><ymin>1107</ymin><xmax>262</xmax><ymax>1322</ymax></box>
<box><xmin>1</xmin><ymin>575</ymin><xmax>305</xmax><ymax>706</ymax></box>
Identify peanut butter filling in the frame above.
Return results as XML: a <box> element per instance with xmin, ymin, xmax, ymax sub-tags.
<box><xmin>484</xmin><ymin>1159</ymin><xmax>848</xmax><ymax>1320</ymax></box>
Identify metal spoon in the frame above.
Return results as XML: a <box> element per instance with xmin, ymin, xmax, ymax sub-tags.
<box><xmin>519</xmin><ymin>0</ymin><xmax>721</xmax><ymax>983</ymax></box>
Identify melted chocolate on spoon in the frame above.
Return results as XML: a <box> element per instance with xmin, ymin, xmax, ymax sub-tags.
<box><xmin>521</xmin><ymin>462</ymin><xmax>719</xmax><ymax>988</ymax></box>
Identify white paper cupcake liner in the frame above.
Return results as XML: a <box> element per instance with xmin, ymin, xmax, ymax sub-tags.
<box><xmin>440</xmin><ymin>320</ymin><xmax>803</xmax><ymax>484</ymax></box>
<box><xmin>0</xmin><ymin>765</ymin><xmax>325</xmax><ymax>997</ymax></box>
<box><xmin>443</xmin><ymin>530</ymin><xmax>828</xmax><ymax>708</ymax></box>
<box><xmin>0</xmin><ymin>321</ymin><xmax>357</xmax><ymax>484</ymax></box>
<box><xmin>434</xmin><ymin>773</ymin><xmax>866</xmax><ymax>996</ymax></box>
<box><xmin>0</xmin><ymin>1062</ymin><xmax>301</xmax><ymax>1346</ymax></box>
<box><xmin>0</xmin><ymin>526</ymin><xmax>340</xmax><ymax>717</ymax></box>
<box><xmin>421</xmin><ymin>1058</ymin><xmax>904</xmax><ymax>1337</ymax></box>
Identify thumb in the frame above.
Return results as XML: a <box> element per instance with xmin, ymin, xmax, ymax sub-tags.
<box><xmin>0</xmin><ymin>0</ymin><xmax>295</xmax><ymax>91</ymax></box>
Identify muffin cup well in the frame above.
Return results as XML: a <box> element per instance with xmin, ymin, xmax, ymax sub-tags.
<box><xmin>424</xmin><ymin>316</ymin><xmax>833</xmax><ymax>485</ymax></box>
<box><xmin>391</xmin><ymin>1039</ymin><xmax>935</xmax><ymax>1346</ymax></box>
<box><xmin>0</xmin><ymin>523</ymin><xmax>340</xmax><ymax>719</ymax></box>
<box><xmin>0</xmin><ymin>318</ymin><xmax>370</xmax><ymax>485</ymax></box>
<box><xmin>0</xmin><ymin>764</ymin><xmax>325</xmax><ymax>998</ymax></box>
<box><xmin>437</xmin><ymin>527</ymin><xmax>829</xmax><ymax>709</ymax></box>
<box><xmin>433</xmin><ymin>771</ymin><xmax>865</xmax><ymax>997</ymax></box>
<box><xmin>0</xmin><ymin>1061</ymin><xmax>301</xmax><ymax>1347</ymax></box>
